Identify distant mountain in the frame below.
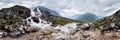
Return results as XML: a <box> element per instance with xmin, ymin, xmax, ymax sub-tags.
<box><xmin>68</xmin><ymin>14</ymin><xmax>81</xmax><ymax>19</ymax></box>
<box><xmin>70</xmin><ymin>13</ymin><xmax>98</xmax><ymax>22</ymax></box>
<box><xmin>97</xmin><ymin>16</ymin><xmax>104</xmax><ymax>19</ymax></box>
<box><xmin>36</xmin><ymin>6</ymin><xmax>61</xmax><ymax>16</ymax></box>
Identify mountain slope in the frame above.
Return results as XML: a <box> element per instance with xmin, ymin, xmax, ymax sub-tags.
<box><xmin>93</xmin><ymin>10</ymin><xmax>120</xmax><ymax>34</ymax></box>
<box><xmin>36</xmin><ymin>6</ymin><xmax>61</xmax><ymax>16</ymax></box>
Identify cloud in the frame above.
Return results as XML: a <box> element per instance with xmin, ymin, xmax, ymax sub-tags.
<box><xmin>0</xmin><ymin>0</ymin><xmax>120</xmax><ymax>17</ymax></box>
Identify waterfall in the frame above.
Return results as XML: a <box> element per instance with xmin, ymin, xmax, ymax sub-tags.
<box><xmin>26</xmin><ymin>8</ymin><xmax>52</xmax><ymax>29</ymax></box>
<box><xmin>25</xmin><ymin>8</ymin><xmax>81</xmax><ymax>39</ymax></box>
<box><xmin>26</xmin><ymin>8</ymin><xmax>79</xmax><ymax>38</ymax></box>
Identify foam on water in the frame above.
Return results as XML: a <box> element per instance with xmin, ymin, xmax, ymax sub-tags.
<box><xmin>26</xmin><ymin>8</ymin><xmax>79</xmax><ymax>39</ymax></box>
<box><xmin>26</xmin><ymin>8</ymin><xmax>52</xmax><ymax>29</ymax></box>
<box><xmin>54</xmin><ymin>23</ymin><xmax>78</xmax><ymax>33</ymax></box>
<box><xmin>52</xmin><ymin>23</ymin><xmax>78</xmax><ymax>39</ymax></box>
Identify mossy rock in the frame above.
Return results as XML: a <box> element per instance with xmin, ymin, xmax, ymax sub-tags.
<box><xmin>0</xmin><ymin>5</ymin><xmax>31</xmax><ymax>31</ymax></box>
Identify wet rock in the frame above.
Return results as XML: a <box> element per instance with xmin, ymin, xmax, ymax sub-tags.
<box><xmin>31</xmin><ymin>17</ymin><xmax>39</xmax><ymax>23</ymax></box>
<box><xmin>9</xmin><ymin>31</ymin><xmax>21</xmax><ymax>38</ymax></box>
<box><xmin>81</xmin><ymin>26</ymin><xmax>90</xmax><ymax>30</ymax></box>
<box><xmin>79</xmin><ymin>23</ymin><xmax>91</xmax><ymax>30</ymax></box>
<box><xmin>0</xmin><ymin>32</ymin><xmax>7</xmax><ymax>38</ymax></box>
<box><xmin>28</xmin><ymin>19</ymin><xmax>31</xmax><ymax>22</ymax></box>
<box><xmin>51</xmin><ymin>24</ymin><xmax>58</xmax><ymax>27</ymax></box>
<box><xmin>17</xmin><ymin>25</ymin><xmax>26</xmax><ymax>34</ymax></box>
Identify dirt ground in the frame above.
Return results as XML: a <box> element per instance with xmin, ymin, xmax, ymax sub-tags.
<box><xmin>1</xmin><ymin>30</ymin><xmax>120</xmax><ymax>40</ymax></box>
<box><xmin>0</xmin><ymin>32</ymin><xmax>40</xmax><ymax>40</ymax></box>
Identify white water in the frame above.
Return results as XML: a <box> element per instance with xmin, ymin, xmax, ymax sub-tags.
<box><xmin>26</xmin><ymin>8</ymin><xmax>52</xmax><ymax>29</ymax></box>
<box><xmin>52</xmin><ymin>23</ymin><xmax>78</xmax><ymax>39</ymax></box>
<box><xmin>26</xmin><ymin>8</ymin><xmax>79</xmax><ymax>39</ymax></box>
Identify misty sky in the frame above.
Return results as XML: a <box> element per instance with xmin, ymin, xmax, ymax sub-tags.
<box><xmin>0</xmin><ymin>0</ymin><xmax>120</xmax><ymax>17</ymax></box>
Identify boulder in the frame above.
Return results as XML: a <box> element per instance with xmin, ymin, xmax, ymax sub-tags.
<box><xmin>25</xmin><ymin>27</ymin><xmax>40</xmax><ymax>32</ymax></box>
<box><xmin>78</xmin><ymin>23</ymin><xmax>91</xmax><ymax>30</ymax></box>
<box><xmin>9</xmin><ymin>31</ymin><xmax>21</xmax><ymax>38</ymax></box>
<box><xmin>0</xmin><ymin>32</ymin><xmax>7</xmax><ymax>38</ymax></box>
<box><xmin>31</xmin><ymin>17</ymin><xmax>40</xmax><ymax>23</ymax></box>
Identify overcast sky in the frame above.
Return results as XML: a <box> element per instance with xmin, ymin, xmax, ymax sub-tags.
<box><xmin>0</xmin><ymin>0</ymin><xmax>120</xmax><ymax>17</ymax></box>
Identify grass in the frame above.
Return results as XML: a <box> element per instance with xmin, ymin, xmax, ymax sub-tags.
<box><xmin>41</xmin><ymin>11</ymin><xmax>80</xmax><ymax>26</ymax></box>
<box><xmin>45</xmin><ymin>16</ymin><xmax>79</xmax><ymax>26</ymax></box>
<box><xmin>93</xmin><ymin>17</ymin><xmax>110</xmax><ymax>27</ymax></box>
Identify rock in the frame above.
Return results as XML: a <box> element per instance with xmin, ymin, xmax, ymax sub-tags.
<box><xmin>110</xmin><ymin>23</ymin><xmax>115</xmax><ymax>28</ymax></box>
<box><xmin>4</xmin><ymin>25</ymin><xmax>18</xmax><ymax>32</ymax></box>
<box><xmin>76</xmin><ymin>23</ymin><xmax>82</xmax><ymax>26</ymax></box>
<box><xmin>9</xmin><ymin>31</ymin><xmax>21</xmax><ymax>38</ymax></box>
<box><xmin>25</xmin><ymin>27</ymin><xmax>40</xmax><ymax>32</ymax></box>
<box><xmin>113</xmin><ymin>10</ymin><xmax>120</xmax><ymax>16</ymax></box>
<box><xmin>42</xmin><ymin>28</ymin><xmax>54</xmax><ymax>35</ymax></box>
<box><xmin>82</xmin><ymin>34</ymin><xmax>90</xmax><ymax>38</ymax></box>
<box><xmin>0</xmin><ymin>32</ymin><xmax>7</xmax><ymax>38</ymax></box>
<box><xmin>17</xmin><ymin>25</ymin><xmax>26</xmax><ymax>34</ymax></box>
<box><xmin>93</xmin><ymin>9</ymin><xmax>120</xmax><ymax>34</ymax></box>
<box><xmin>79</xmin><ymin>23</ymin><xmax>91</xmax><ymax>30</ymax></box>
<box><xmin>81</xmin><ymin>27</ymin><xmax>90</xmax><ymax>30</ymax></box>
<box><xmin>28</xmin><ymin>19</ymin><xmax>31</xmax><ymax>22</ymax></box>
<box><xmin>42</xmin><ymin>30</ymin><xmax>53</xmax><ymax>35</ymax></box>
<box><xmin>117</xmin><ymin>30</ymin><xmax>120</xmax><ymax>35</ymax></box>
<box><xmin>31</xmin><ymin>17</ymin><xmax>39</xmax><ymax>23</ymax></box>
